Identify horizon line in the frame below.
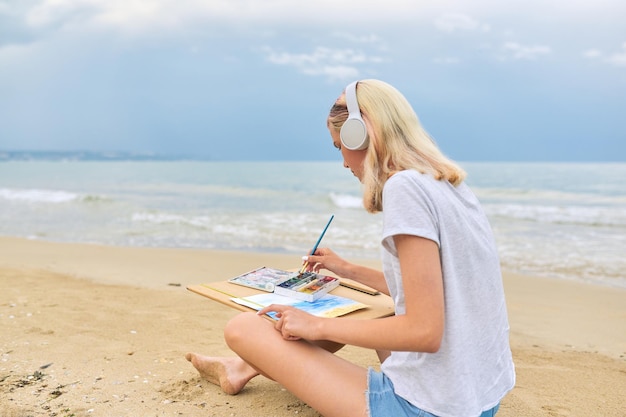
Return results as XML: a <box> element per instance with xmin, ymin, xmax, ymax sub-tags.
<box><xmin>1</xmin><ymin>150</ymin><xmax>624</xmax><ymax>164</ymax></box>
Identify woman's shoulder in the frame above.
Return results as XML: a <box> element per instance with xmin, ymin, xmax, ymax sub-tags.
<box><xmin>386</xmin><ymin>169</ymin><xmax>470</xmax><ymax>200</ymax></box>
<box><xmin>384</xmin><ymin>170</ymin><xmax>437</xmax><ymax>201</ymax></box>
<box><xmin>387</xmin><ymin>169</ymin><xmax>435</xmax><ymax>188</ymax></box>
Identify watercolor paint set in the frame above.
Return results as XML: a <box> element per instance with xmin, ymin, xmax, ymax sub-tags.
<box><xmin>273</xmin><ymin>272</ymin><xmax>340</xmax><ymax>302</ymax></box>
<box><xmin>228</xmin><ymin>266</ymin><xmax>340</xmax><ymax>302</ymax></box>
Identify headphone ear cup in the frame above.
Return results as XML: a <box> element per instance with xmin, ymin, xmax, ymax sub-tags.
<box><xmin>340</xmin><ymin>117</ymin><xmax>369</xmax><ymax>150</ymax></box>
<box><xmin>340</xmin><ymin>81</ymin><xmax>369</xmax><ymax>150</ymax></box>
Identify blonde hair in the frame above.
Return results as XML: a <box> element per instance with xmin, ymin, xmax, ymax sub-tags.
<box><xmin>328</xmin><ymin>79</ymin><xmax>466</xmax><ymax>213</ymax></box>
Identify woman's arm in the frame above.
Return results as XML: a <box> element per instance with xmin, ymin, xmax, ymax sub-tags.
<box><xmin>267</xmin><ymin>235</ymin><xmax>444</xmax><ymax>352</ymax></box>
<box><xmin>304</xmin><ymin>247</ymin><xmax>389</xmax><ymax>295</ymax></box>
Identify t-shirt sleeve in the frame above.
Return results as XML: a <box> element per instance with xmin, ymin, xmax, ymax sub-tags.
<box><xmin>381</xmin><ymin>171</ymin><xmax>440</xmax><ymax>256</ymax></box>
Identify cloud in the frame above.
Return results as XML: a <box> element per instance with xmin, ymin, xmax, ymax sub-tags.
<box><xmin>502</xmin><ymin>42</ymin><xmax>552</xmax><ymax>60</ymax></box>
<box><xmin>262</xmin><ymin>46</ymin><xmax>383</xmax><ymax>80</ymax></box>
<box><xmin>0</xmin><ymin>1</ymin><xmax>430</xmax><ymax>38</ymax></box>
<box><xmin>581</xmin><ymin>43</ymin><xmax>626</xmax><ymax>68</ymax></box>
<box><xmin>606</xmin><ymin>42</ymin><xmax>626</xmax><ymax>67</ymax></box>
<box><xmin>3</xmin><ymin>1</ymin><xmax>625</xmax><ymax>51</ymax></box>
<box><xmin>25</xmin><ymin>0</ymin><xmax>93</xmax><ymax>29</ymax></box>
<box><xmin>582</xmin><ymin>49</ymin><xmax>603</xmax><ymax>59</ymax></box>
<box><xmin>434</xmin><ymin>13</ymin><xmax>489</xmax><ymax>33</ymax></box>
<box><xmin>331</xmin><ymin>32</ymin><xmax>383</xmax><ymax>44</ymax></box>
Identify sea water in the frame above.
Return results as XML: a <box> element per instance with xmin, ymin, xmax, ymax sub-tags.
<box><xmin>1</xmin><ymin>158</ymin><xmax>624</xmax><ymax>288</ymax></box>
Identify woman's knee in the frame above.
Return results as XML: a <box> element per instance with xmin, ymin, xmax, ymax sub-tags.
<box><xmin>224</xmin><ymin>312</ymin><xmax>263</xmax><ymax>349</ymax></box>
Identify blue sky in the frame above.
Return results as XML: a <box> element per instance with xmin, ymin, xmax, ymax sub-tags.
<box><xmin>0</xmin><ymin>1</ymin><xmax>624</xmax><ymax>162</ymax></box>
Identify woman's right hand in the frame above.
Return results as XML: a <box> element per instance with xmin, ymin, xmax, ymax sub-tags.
<box><xmin>303</xmin><ymin>247</ymin><xmax>350</xmax><ymax>278</ymax></box>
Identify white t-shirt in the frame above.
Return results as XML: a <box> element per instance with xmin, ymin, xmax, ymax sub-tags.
<box><xmin>380</xmin><ymin>169</ymin><xmax>515</xmax><ymax>417</ymax></box>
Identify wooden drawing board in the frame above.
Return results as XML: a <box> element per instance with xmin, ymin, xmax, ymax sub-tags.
<box><xmin>187</xmin><ymin>280</ymin><xmax>395</xmax><ymax>320</ymax></box>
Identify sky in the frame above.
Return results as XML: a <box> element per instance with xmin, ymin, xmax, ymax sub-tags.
<box><xmin>0</xmin><ymin>1</ymin><xmax>625</xmax><ymax>162</ymax></box>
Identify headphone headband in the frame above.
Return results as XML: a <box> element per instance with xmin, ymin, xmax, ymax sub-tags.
<box><xmin>340</xmin><ymin>81</ymin><xmax>369</xmax><ymax>150</ymax></box>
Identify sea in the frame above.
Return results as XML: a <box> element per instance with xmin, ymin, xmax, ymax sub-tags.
<box><xmin>1</xmin><ymin>153</ymin><xmax>625</xmax><ymax>289</ymax></box>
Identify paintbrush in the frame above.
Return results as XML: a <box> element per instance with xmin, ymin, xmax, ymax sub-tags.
<box><xmin>299</xmin><ymin>214</ymin><xmax>334</xmax><ymax>274</ymax></box>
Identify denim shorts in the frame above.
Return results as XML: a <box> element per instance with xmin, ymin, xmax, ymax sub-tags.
<box><xmin>366</xmin><ymin>368</ymin><xmax>500</xmax><ymax>417</ymax></box>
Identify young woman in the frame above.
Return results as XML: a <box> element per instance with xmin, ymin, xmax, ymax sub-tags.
<box><xmin>186</xmin><ymin>79</ymin><xmax>515</xmax><ymax>417</ymax></box>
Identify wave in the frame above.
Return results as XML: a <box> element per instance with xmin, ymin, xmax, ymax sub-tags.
<box><xmin>131</xmin><ymin>212</ymin><xmax>212</xmax><ymax>228</ymax></box>
<box><xmin>329</xmin><ymin>192</ymin><xmax>363</xmax><ymax>209</ymax></box>
<box><xmin>0</xmin><ymin>188</ymin><xmax>105</xmax><ymax>204</ymax></box>
<box><xmin>474</xmin><ymin>186</ymin><xmax>626</xmax><ymax>205</ymax></box>
<box><xmin>485</xmin><ymin>203</ymin><xmax>626</xmax><ymax>227</ymax></box>
<box><xmin>0</xmin><ymin>188</ymin><xmax>79</xmax><ymax>203</ymax></box>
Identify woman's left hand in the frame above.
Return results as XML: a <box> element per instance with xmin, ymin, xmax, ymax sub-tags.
<box><xmin>257</xmin><ymin>304</ymin><xmax>320</xmax><ymax>341</ymax></box>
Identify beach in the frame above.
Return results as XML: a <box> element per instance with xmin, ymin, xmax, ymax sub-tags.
<box><xmin>1</xmin><ymin>236</ymin><xmax>625</xmax><ymax>417</ymax></box>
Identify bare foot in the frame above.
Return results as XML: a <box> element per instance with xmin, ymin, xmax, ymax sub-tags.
<box><xmin>185</xmin><ymin>353</ymin><xmax>258</xmax><ymax>395</ymax></box>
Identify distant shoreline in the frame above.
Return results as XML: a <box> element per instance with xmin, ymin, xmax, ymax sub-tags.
<box><xmin>0</xmin><ymin>150</ymin><xmax>210</xmax><ymax>162</ymax></box>
<box><xmin>2</xmin><ymin>150</ymin><xmax>625</xmax><ymax>163</ymax></box>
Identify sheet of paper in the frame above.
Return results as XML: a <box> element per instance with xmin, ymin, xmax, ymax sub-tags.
<box><xmin>231</xmin><ymin>292</ymin><xmax>368</xmax><ymax>319</ymax></box>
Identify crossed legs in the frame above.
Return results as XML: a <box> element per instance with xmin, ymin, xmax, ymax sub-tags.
<box><xmin>187</xmin><ymin>312</ymin><xmax>371</xmax><ymax>417</ymax></box>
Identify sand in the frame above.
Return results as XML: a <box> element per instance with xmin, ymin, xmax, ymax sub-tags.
<box><xmin>0</xmin><ymin>236</ymin><xmax>624</xmax><ymax>417</ymax></box>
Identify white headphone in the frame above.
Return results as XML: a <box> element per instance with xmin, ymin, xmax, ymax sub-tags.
<box><xmin>340</xmin><ymin>81</ymin><xmax>369</xmax><ymax>150</ymax></box>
